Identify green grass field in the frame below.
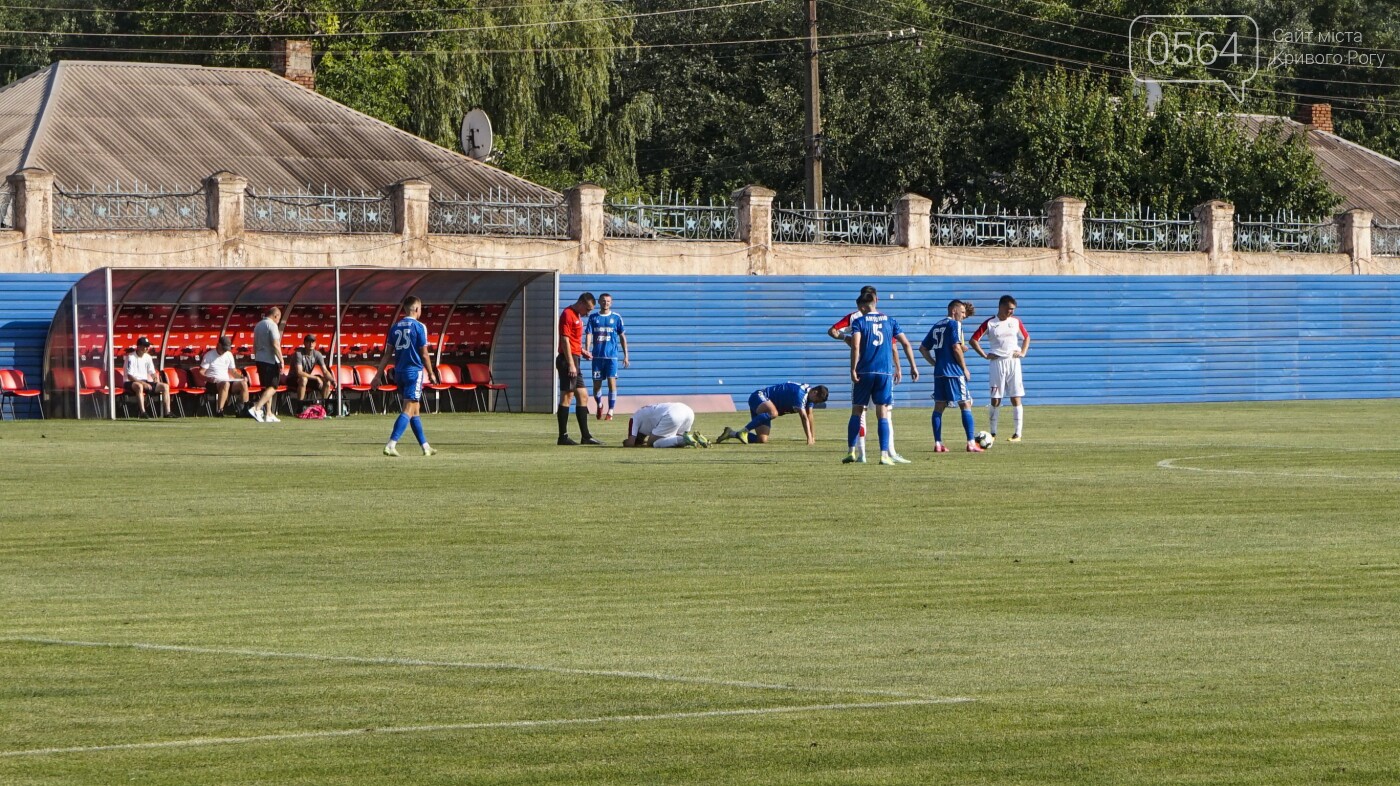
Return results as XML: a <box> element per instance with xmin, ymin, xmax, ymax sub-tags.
<box><xmin>2</xmin><ymin>401</ymin><xmax>1398</xmax><ymax>784</ymax></box>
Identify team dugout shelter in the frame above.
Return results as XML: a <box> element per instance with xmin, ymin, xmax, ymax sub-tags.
<box><xmin>43</xmin><ymin>267</ymin><xmax>558</xmax><ymax>418</ymax></box>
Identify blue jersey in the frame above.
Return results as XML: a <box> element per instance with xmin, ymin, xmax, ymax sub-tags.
<box><xmin>760</xmin><ymin>382</ymin><xmax>811</xmax><ymax>415</ymax></box>
<box><xmin>850</xmin><ymin>312</ymin><xmax>902</xmax><ymax>376</ymax></box>
<box><xmin>389</xmin><ymin>317</ymin><xmax>429</xmax><ymax>372</ymax></box>
<box><xmin>585</xmin><ymin>312</ymin><xmax>626</xmax><ymax>359</ymax></box>
<box><xmin>921</xmin><ymin>317</ymin><xmax>964</xmax><ymax>377</ymax></box>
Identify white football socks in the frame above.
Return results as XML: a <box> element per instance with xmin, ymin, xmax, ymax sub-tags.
<box><xmin>1014</xmin><ymin>405</ymin><xmax>1023</xmax><ymax>436</ymax></box>
<box><xmin>988</xmin><ymin>404</ymin><xmax>999</xmax><ymax>435</ymax></box>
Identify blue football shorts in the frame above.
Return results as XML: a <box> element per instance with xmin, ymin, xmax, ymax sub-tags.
<box><xmin>852</xmin><ymin>374</ymin><xmax>894</xmax><ymax>407</ymax></box>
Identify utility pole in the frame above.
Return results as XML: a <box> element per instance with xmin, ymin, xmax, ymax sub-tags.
<box><xmin>803</xmin><ymin>0</ymin><xmax>822</xmax><ymax>209</ymax></box>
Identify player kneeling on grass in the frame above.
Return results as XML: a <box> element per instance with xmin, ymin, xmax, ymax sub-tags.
<box><xmin>622</xmin><ymin>402</ymin><xmax>710</xmax><ymax>448</ymax></box>
<box><xmin>717</xmin><ymin>382</ymin><xmax>827</xmax><ymax>445</ymax></box>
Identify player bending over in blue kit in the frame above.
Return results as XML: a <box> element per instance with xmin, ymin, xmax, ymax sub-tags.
<box><xmin>716</xmin><ymin>382</ymin><xmax>829</xmax><ymax>445</ymax></box>
<box><xmin>921</xmin><ymin>299</ymin><xmax>983</xmax><ymax>453</ymax></box>
<box><xmin>846</xmin><ymin>292</ymin><xmax>920</xmax><ymax>465</ymax></box>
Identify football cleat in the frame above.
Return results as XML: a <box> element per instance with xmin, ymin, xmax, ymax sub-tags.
<box><xmin>934</xmin><ymin>444</ymin><xmax>949</xmax><ymax>453</ymax></box>
<box><xmin>557</xmin><ymin>435</ymin><xmax>579</xmax><ymax>446</ymax></box>
<box><xmin>716</xmin><ymin>426</ymin><xmax>739</xmax><ymax>444</ymax></box>
<box><xmin>842</xmin><ymin>450</ymin><xmax>860</xmax><ymax>464</ymax></box>
<box><xmin>690</xmin><ymin>432</ymin><xmax>711</xmax><ymax>448</ymax></box>
<box><xmin>422</xmin><ymin>446</ymin><xmax>438</xmax><ymax>456</ymax></box>
<box><xmin>581</xmin><ymin>436</ymin><xmax>604</xmax><ymax>445</ymax></box>
<box><xmin>889</xmin><ymin>453</ymin><xmax>913</xmax><ymax>464</ymax></box>
<box><xmin>879</xmin><ymin>454</ymin><xmax>898</xmax><ymax>465</ymax></box>
<box><xmin>383</xmin><ymin>445</ymin><xmax>400</xmax><ymax>457</ymax></box>
<box><xmin>1009</xmin><ymin>434</ymin><xmax>1022</xmax><ymax>443</ymax></box>
<box><xmin>966</xmin><ymin>441</ymin><xmax>985</xmax><ymax>452</ymax></box>
<box><xmin>604</xmin><ymin>413</ymin><xmax>614</xmax><ymax>421</ymax></box>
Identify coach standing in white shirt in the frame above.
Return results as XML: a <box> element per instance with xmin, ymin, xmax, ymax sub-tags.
<box><xmin>969</xmin><ymin>295</ymin><xmax>1031</xmax><ymax>442</ymax></box>
<box><xmin>251</xmin><ymin>306</ymin><xmax>284</xmax><ymax>423</ymax></box>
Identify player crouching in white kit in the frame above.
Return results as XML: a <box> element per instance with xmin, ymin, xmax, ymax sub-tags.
<box><xmin>969</xmin><ymin>294</ymin><xmax>1030</xmax><ymax>442</ymax></box>
<box><xmin>622</xmin><ymin>402</ymin><xmax>711</xmax><ymax>448</ymax></box>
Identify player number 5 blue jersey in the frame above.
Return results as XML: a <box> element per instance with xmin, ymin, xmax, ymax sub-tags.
<box><xmin>850</xmin><ymin>312</ymin><xmax>902</xmax><ymax>376</ymax></box>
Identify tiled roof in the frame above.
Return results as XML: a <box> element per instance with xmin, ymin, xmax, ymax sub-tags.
<box><xmin>1238</xmin><ymin>114</ymin><xmax>1400</xmax><ymax>222</ymax></box>
<box><xmin>0</xmin><ymin>60</ymin><xmax>557</xmax><ymax>199</ymax></box>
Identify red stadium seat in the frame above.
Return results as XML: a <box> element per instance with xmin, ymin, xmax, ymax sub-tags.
<box><xmin>465</xmin><ymin>363</ymin><xmax>510</xmax><ymax>412</ymax></box>
<box><xmin>0</xmin><ymin>369</ymin><xmax>44</xmax><ymax>419</ymax></box>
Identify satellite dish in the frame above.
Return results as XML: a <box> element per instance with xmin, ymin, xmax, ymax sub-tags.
<box><xmin>461</xmin><ymin>108</ymin><xmax>494</xmax><ymax>161</ymax></box>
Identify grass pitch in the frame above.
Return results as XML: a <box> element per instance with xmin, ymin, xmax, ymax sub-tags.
<box><xmin>2</xmin><ymin>401</ymin><xmax>1398</xmax><ymax>784</ymax></box>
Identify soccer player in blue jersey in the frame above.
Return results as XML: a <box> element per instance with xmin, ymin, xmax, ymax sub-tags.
<box><xmin>846</xmin><ymin>292</ymin><xmax>919</xmax><ymax>465</ymax></box>
<box><xmin>380</xmin><ymin>295</ymin><xmax>438</xmax><ymax>457</ymax></box>
<box><xmin>715</xmin><ymin>382</ymin><xmax>829</xmax><ymax>445</ymax></box>
<box><xmin>921</xmin><ymin>299</ymin><xmax>983</xmax><ymax>453</ymax></box>
<box><xmin>584</xmin><ymin>293</ymin><xmax>629</xmax><ymax>421</ymax></box>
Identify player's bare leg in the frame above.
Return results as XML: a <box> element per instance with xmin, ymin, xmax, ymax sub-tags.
<box><xmin>592</xmin><ymin>378</ymin><xmax>605</xmax><ymax>421</ymax></box>
<box><xmin>1010</xmin><ymin>395</ymin><xmax>1023</xmax><ymax>442</ymax></box>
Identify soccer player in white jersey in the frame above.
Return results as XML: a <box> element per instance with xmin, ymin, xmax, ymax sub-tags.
<box><xmin>969</xmin><ymin>294</ymin><xmax>1031</xmax><ymax>442</ymax></box>
<box><xmin>622</xmin><ymin>402</ymin><xmax>710</xmax><ymax>448</ymax></box>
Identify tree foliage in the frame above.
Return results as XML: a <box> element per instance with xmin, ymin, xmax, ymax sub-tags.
<box><xmin>0</xmin><ymin>0</ymin><xmax>1387</xmax><ymax>214</ymax></box>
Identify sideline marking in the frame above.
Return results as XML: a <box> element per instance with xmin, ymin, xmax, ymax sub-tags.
<box><xmin>2</xmin><ymin>636</ymin><xmax>949</xmax><ymax>700</ymax></box>
<box><xmin>1156</xmin><ymin>454</ymin><xmax>1398</xmax><ymax>481</ymax></box>
<box><xmin>0</xmin><ymin>698</ymin><xmax>971</xmax><ymax>758</ymax></box>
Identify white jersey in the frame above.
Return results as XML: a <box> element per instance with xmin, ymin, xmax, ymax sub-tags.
<box><xmin>970</xmin><ymin>316</ymin><xmax>1028</xmax><ymax>359</ymax></box>
<box><xmin>830</xmin><ymin>310</ymin><xmax>862</xmax><ymax>339</ymax></box>
<box><xmin>629</xmin><ymin>403</ymin><xmax>695</xmax><ymax>439</ymax></box>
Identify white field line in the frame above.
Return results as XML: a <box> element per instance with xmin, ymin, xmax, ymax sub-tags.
<box><xmin>0</xmin><ymin>697</ymin><xmax>972</xmax><ymax>758</ymax></box>
<box><xmin>2</xmin><ymin>636</ymin><xmax>948</xmax><ymax>700</ymax></box>
<box><xmin>1156</xmin><ymin>455</ymin><xmax>1399</xmax><ymax>481</ymax></box>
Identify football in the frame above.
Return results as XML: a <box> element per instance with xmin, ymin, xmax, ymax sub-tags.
<box><xmin>975</xmin><ymin>430</ymin><xmax>995</xmax><ymax>449</ymax></box>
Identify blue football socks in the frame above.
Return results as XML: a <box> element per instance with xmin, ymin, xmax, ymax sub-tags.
<box><xmin>877</xmin><ymin>417</ymin><xmax>892</xmax><ymax>453</ymax></box>
<box><xmin>409</xmin><ymin>416</ymin><xmax>426</xmax><ymax>446</ymax></box>
<box><xmin>390</xmin><ymin>413</ymin><xmax>409</xmax><ymax>443</ymax></box>
<box><xmin>961</xmin><ymin>408</ymin><xmax>976</xmax><ymax>441</ymax></box>
<box><xmin>848</xmin><ymin>415</ymin><xmax>861</xmax><ymax>448</ymax></box>
<box><xmin>932</xmin><ymin>411</ymin><xmax>943</xmax><ymax>443</ymax></box>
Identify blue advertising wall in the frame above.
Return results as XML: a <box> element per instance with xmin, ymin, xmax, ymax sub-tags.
<box><xmin>3</xmin><ymin>273</ymin><xmax>1398</xmax><ymax>417</ymax></box>
<box><xmin>562</xmin><ymin>275</ymin><xmax>1400</xmax><ymax>407</ymax></box>
<box><xmin>0</xmin><ymin>274</ymin><xmax>81</xmax><ymax>413</ymax></box>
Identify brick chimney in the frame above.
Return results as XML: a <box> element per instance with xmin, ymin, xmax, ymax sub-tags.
<box><xmin>271</xmin><ymin>40</ymin><xmax>315</xmax><ymax>91</ymax></box>
<box><xmin>1294</xmin><ymin>102</ymin><xmax>1333</xmax><ymax>133</ymax></box>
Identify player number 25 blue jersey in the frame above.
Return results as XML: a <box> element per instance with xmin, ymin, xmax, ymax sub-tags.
<box><xmin>850</xmin><ymin>312</ymin><xmax>902</xmax><ymax>376</ymax></box>
<box><xmin>390</xmin><ymin>317</ymin><xmax>428</xmax><ymax>371</ymax></box>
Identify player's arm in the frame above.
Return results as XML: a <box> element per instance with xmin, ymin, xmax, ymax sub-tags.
<box><xmin>953</xmin><ymin>340</ymin><xmax>970</xmax><ymax>381</ymax></box>
<box><xmin>799</xmin><ymin>405</ymin><xmax>815</xmax><ymax>446</ymax></box>
<box><xmin>848</xmin><ymin>330</ymin><xmax>862</xmax><ymax>383</ymax></box>
<box><xmin>898</xmin><ymin>334</ymin><xmax>920</xmax><ymax>382</ymax></box>
<box><xmin>417</xmin><ymin>335</ymin><xmax>436</xmax><ymax>385</ymax></box>
<box><xmin>620</xmin><ymin>332</ymin><xmax>630</xmax><ymax>368</ymax></box>
<box><xmin>889</xmin><ymin>342</ymin><xmax>903</xmax><ymax>384</ymax></box>
<box><xmin>969</xmin><ymin>320</ymin><xmax>993</xmax><ymax>360</ymax></box>
<box><xmin>1016</xmin><ymin>322</ymin><xmax>1031</xmax><ymax>358</ymax></box>
<box><xmin>558</xmin><ymin>323</ymin><xmax>577</xmax><ymax>375</ymax></box>
<box><xmin>827</xmin><ymin>315</ymin><xmax>851</xmax><ymax>341</ymax></box>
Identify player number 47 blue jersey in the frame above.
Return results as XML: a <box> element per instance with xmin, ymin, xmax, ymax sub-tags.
<box><xmin>850</xmin><ymin>312</ymin><xmax>902</xmax><ymax>376</ymax></box>
<box><xmin>921</xmin><ymin>317</ymin><xmax>964</xmax><ymax>377</ymax></box>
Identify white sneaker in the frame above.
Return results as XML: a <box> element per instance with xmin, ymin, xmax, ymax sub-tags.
<box><xmin>265</xmin><ymin>413</ymin><xmax>281</xmax><ymax>423</ymax></box>
<box><xmin>422</xmin><ymin>445</ymin><xmax>438</xmax><ymax>456</ymax></box>
<box><xmin>250</xmin><ymin>408</ymin><xmax>265</xmax><ymax>423</ymax></box>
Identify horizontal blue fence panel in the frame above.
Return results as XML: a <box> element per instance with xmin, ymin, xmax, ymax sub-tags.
<box><xmin>0</xmin><ymin>274</ymin><xmax>82</xmax><ymax>417</ymax></box>
<box><xmin>562</xmin><ymin>275</ymin><xmax>1400</xmax><ymax>407</ymax></box>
